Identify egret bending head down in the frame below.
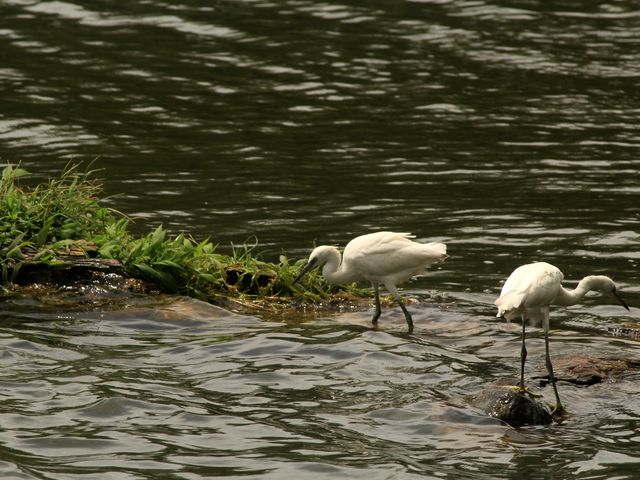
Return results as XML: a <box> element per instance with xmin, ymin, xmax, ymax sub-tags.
<box><xmin>294</xmin><ymin>231</ymin><xmax>448</xmax><ymax>333</ymax></box>
<box><xmin>495</xmin><ymin>261</ymin><xmax>630</xmax><ymax>415</ymax></box>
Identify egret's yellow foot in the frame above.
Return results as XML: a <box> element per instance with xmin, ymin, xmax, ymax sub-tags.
<box><xmin>551</xmin><ymin>403</ymin><xmax>566</xmax><ymax>417</ymax></box>
<box><xmin>502</xmin><ymin>385</ymin><xmax>542</xmax><ymax>398</ymax></box>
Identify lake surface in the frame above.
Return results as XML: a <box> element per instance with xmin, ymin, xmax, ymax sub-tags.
<box><xmin>1</xmin><ymin>0</ymin><xmax>640</xmax><ymax>478</ymax></box>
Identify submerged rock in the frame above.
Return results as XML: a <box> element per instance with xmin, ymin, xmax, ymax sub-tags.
<box><xmin>534</xmin><ymin>354</ymin><xmax>640</xmax><ymax>386</ymax></box>
<box><xmin>472</xmin><ymin>378</ymin><xmax>552</xmax><ymax>427</ymax></box>
<box><xmin>472</xmin><ymin>355</ymin><xmax>640</xmax><ymax>426</ymax></box>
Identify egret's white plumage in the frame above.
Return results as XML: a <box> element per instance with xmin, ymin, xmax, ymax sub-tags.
<box><xmin>294</xmin><ymin>232</ymin><xmax>447</xmax><ymax>332</ymax></box>
<box><xmin>495</xmin><ymin>261</ymin><xmax>629</xmax><ymax>414</ymax></box>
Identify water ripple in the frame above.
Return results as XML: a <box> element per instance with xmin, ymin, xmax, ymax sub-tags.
<box><xmin>1</xmin><ymin>2</ymin><xmax>640</xmax><ymax>476</ymax></box>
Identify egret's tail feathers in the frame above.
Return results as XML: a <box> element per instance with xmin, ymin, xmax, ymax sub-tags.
<box><xmin>402</xmin><ymin>242</ymin><xmax>448</xmax><ymax>279</ymax></box>
<box><xmin>422</xmin><ymin>242</ymin><xmax>447</xmax><ymax>260</ymax></box>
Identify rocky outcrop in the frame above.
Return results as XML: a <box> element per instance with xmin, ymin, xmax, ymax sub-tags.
<box><xmin>471</xmin><ymin>377</ymin><xmax>552</xmax><ymax>427</ymax></box>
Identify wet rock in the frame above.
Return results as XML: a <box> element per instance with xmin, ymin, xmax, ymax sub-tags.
<box><xmin>2</xmin><ymin>255</ymin><xmax>159</xmax><ymax>310</ymax></box>
<box><xmin>534</xmin><ymin>354</ymin><xmax>640</xmax><ymax>386</ymax></box>
<box><xmin>13</xmin><ymin>257</ymin><xmax>125</xmax><ymax>287</ymax></box>
<box><xmin>471</xmin><ymin>377</ymin><xmax>552</xmax><ymax>427</ymax></box>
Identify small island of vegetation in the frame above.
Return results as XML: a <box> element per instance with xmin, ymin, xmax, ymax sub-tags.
<box><xmin>0</xmin><ymin>163</ymin><xmax>367</xmax><ymax>310</ymax></box>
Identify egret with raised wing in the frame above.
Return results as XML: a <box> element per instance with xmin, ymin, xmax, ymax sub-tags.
<box><xmin>495</xmin><ymin>261</ymin><xmax>629</xmax><ymax>414</ymax></box>
<box><xmin>294</xmin><ymin>232</ymin><xmax>447</xmax><ymax>333</ymax></box>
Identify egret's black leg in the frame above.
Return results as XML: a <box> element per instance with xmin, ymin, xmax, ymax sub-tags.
<box><xmin>384</xmin><ymin>284</ymin><xmax>413</xmax><ymax>333</ymax></box>
<box><xmin>544</xmin><ymin>325</ymin><xmax>564</xmax><ymax>415</ymax></box>
<box><xmin>397</xmin><ymin>297</ymin><xmax>414</xmax><ymax>334</ymax></box>
<box><xmin>371</xmin><ymin>283</ymin><xmax>382</xmax><ymax>325</ymax></box>
<box><xmin>520</xmin><ymin>314</ymin><xmax>527</xmax><ymax>390</ymax></box>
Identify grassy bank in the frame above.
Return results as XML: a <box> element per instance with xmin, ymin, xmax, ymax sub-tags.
<box><xmin>0</xmin><ymin>164</ymin><xmax>365</xmax><ymax>306</ymax></box>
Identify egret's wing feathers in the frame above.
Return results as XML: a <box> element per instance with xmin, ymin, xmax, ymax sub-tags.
<box><xmin>495</xmin><ymin>262</ymin><xmax>563</xmax><ymax>320</ymax></box>
<box><xmin>343</xmin><ymin>232</ymin><xmax>446</xmax><ymax>282</ymax></box>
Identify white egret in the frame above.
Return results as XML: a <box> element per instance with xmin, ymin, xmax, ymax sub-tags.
<box><xmin>495</xmin><ymin>261</ymin><xmax>630</xmax><ymax>414</ymax></box>
<box><xmin>293</xmin><ymin>232</ymin><xmax>447</xmax><ymax>333</ymax></box>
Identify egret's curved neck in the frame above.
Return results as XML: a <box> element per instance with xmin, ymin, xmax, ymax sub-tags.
<box><xmin>553</xmin><ymin>276</ymin><xmax>599</xmax><ymax>306</ymax></box>
<box><xmin>321</xmin><ymin>248</ymin><xmax>355</xmax><ymax>285</ymax></box>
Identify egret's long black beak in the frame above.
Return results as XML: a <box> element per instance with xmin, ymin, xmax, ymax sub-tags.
<box><xmin>293</xmin><ymin>257</ymin><xmax>318</xmax><ymax>284</ymax></box>
<box><xmin>612</xmin><ymin>287</ymin><xmax>630</xmax><ymax>311</ymax></box>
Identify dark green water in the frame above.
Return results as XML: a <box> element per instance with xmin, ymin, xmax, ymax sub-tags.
<box><xmin>1</xmin><ymin>1</ymin><xmax>640</xmax><ymax>478</ymax></box>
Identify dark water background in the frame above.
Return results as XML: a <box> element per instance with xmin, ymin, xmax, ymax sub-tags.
<box><xmin>1</xmin><ymin>0</ymin><xmax>640</xmax><ymax>478</ymax></box>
